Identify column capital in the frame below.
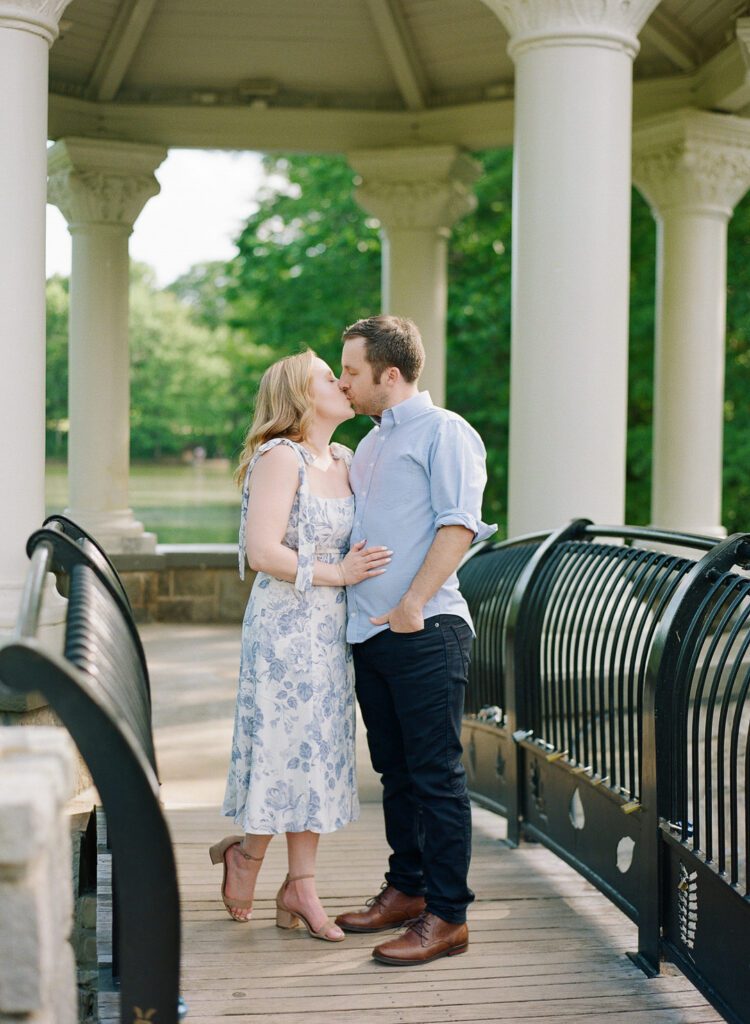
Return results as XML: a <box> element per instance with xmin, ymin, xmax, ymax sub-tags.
<box><xmin>348</xmin><ymin>145</ymin><xmax>480</xmax><ymax>231</ymax></box>
<box><xmin>47</xmin><ymin>137</ymin><xmax>168</xmax><ymax>231</ymax></box>
<box><xmin>633</xmin><ymin>109</ymin><xmax>750</xmax><ymax>219</ymax></box>
<box><xmin>0</xmin><ymin>0</ymin><xmax>73</xmax><ymax>45</ymax></box>
<box><xmin>480</xmin><ymin>0</ymin><xmax>660</xmax><ymax>60</ymax></box>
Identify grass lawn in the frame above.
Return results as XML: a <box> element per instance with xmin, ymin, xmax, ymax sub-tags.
<box><xmin>45</xmin><ymin>460</ymin><xmax>241</xmax><ymax>543</ymax></box>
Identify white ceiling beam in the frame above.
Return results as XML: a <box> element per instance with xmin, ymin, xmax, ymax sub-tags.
<box><xmin>363</xmin><ymin>0</ymin><xmax>428</xmax><ymax>111</ymax></box>
<box><xmin>694</xmin><ymin>20</ymin><xmax>750</xmax><ymax>113</ymax></box>
<box><xmin>48</xmin><ymin>71</ymin><xmax>698</xmax><ymax>156</ymax></box>
<box><xmin>86</xmin><ymin>0</ymin><xmax>159</xmax><ymax>102</ymax></box>
<box><xmin>49</xmin><ymin>93</ymin><xmax>512</xmax><ymax>152</ymax></box>
<box><xmin>640</xmin><ymin>8</ymin><xmax>701</xmax><ymax>72</ymax></box>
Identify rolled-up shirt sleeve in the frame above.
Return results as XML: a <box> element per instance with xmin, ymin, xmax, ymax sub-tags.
<box><xmin>429</xmin><ymin>418</ymin><xmax>497</xmax><ymax>543</ymax></box>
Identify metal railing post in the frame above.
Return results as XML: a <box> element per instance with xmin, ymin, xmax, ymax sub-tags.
<box><xmin>503</xmin><ymin>518</ymin><xmax>591</xmax><ymax>845</ymax></box>
<box><xmin>637</xmin><ymin>533</ymin><xmax>750</xmax><ymax>975</ymax></box>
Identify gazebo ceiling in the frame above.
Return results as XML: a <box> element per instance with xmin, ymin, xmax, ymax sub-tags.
<box><xmin>48</xmin><ymin>0</ymin><xmax>750</xmax><ymax>152</ymax></box>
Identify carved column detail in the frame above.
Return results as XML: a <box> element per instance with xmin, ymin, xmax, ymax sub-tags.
<box><xmin>634</xmin><ymin>109</ymin><xmax>750</xmax><ymax>218</ymax></box>
<box><xmin>352</xmin><ymin>146</ymin><xmax>479</xmax><ymax>231</ymax></box>
<box><xmin>48</xmin><ymin>139</ymin><xmax>164</xmax><ymax>229</ymax></box>
<box><xmin>47</xmin><ymin>138</ymin><xmax>168</xmax><ymax>554</ymax></box>
<box><xmin>482</xmin><ymin>0</ymin><xmax>659</xmax><ymax>56</ymax></box>
<box><xmin>633</xmin><ymin>110</ymin><xmax>750</xmax><ymax>537</ymax></box>
<box><xmin>0</xmin><ymin>0</ymin><xmax>72</xmax><ymax>44</ymax></box>
<box><xmin>349</xmin><ymin>147</ymin><xmax>480</xmax><ymax>405</ymax></box>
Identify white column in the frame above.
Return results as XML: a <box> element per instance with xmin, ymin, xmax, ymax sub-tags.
<box><xmin>349</xmin><ymin>147</ymin><xmax>480</xmax><ymax>405</ymax></box>
<box><xmin>481</xmin><ymin>0</ymin><xmax>660</xmax><ymax>537</ymax></box>
<box><xmin>47</xmin><ymin>138</ymin><xmax>167</xmax><ymax>554</ymax></box>
<box><xmin>0</xmin><ymin>1</ymin><xmax>71</xmax><ymax>631</ymax></box>
<box><xmin>633</xmin><ymin>111</ymin><xmax>750</xmax><ymax>537</ymax></box>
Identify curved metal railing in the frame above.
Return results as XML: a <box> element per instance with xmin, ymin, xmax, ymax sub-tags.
<box><xmin>0</xmin><ymin>520</ymin><xmax>181</xmax><ymax>1023</ymax></box>
<box><xmin>459</xmin><ymin>521</ymin><xmax>750</xmax><ymax>1024</ymax></box>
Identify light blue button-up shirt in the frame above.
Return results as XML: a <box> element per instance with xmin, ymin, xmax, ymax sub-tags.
<box><xmin>346</xmin><ymin>391</ymin><xmax>496</xmax><ymax>644</ymax></box>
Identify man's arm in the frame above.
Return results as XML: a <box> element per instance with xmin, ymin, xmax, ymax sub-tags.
<box><xmin>370</xmin><ymin>524</ymin><xmax>473</xmax><ymax>632</ymax></box>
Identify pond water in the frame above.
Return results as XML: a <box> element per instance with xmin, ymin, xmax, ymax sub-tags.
<box><xmin>45</xmin><ymin>460</ymin><xmax>240</xmax><ymax>543</ymax></box>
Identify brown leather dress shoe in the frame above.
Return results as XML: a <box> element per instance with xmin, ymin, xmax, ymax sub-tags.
<box><xmin>334</xmin><ymin>883</ymin><xmax>426</xmax><ymax>933</ymax></box>
<box><xmin>372</xmin><ymin>911</ymin><xmax>469</xmax><ymax>965</ymax></box>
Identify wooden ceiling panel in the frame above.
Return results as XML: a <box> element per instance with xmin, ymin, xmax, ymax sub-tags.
<box><xmin>402</xmin><ymin>0</ymin><xmax>509</xmax><ymax>93</ymax></box>
<box><xmin>45</xmin><ymin>0</ymin><xmax>750</xmax><ymax>142</ymax></box>
<box><xmin>654</xmin><ymin>0</ymin><xmax>749</xmax><ymax>60</ymax></box>
<box><xmin>119</xmin><ymin>0</ymin><xmax>396</xmax><ymax>98</ymax></box>
<box><xmin>49</xmin><ymin>0</ymin><xmax>121</xmax><ymax>85</ymax></box>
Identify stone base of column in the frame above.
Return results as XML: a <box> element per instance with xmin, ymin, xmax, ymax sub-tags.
<box><xmin>64</xmin><ymin>507</ymin><xmax>157</xmax><ymax>555</ymax></box>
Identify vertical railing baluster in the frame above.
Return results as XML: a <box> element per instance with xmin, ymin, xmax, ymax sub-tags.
<box><xmin>504</xmin><ymin>519</ymin><xmax>591</xmax><ymax>845</ymax></box>
<box><xmin>638</xmin><ymin>533</ymin><xmax>750</xmax><ymax>975</ymax></box>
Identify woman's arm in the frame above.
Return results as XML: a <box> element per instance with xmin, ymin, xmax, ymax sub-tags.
<box><xmin>244</xmin><ymin>445</ymin><xmax>390</xmax><ymax>586</ymax></box>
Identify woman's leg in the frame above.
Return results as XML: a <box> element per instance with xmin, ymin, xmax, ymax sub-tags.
<box><xmin>283</xmin><ymin>831</ymin><xmax>343</xmax><ymax>939</ymax></box>
<box><xmin>225</xmin><ymin>833</ymin><xmax>273</xmax><ymax>921</ymax></box>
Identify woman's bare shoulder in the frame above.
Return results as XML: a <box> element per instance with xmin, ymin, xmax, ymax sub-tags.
<box><xmin>249</xmin><ymin>441</ymin><xmax>301</xmax><ymax>491</ymax></box>
<box><xmin>256</xmin><ymin>441</ymin><xmax>301</xmax><ymax>466</ymax></box>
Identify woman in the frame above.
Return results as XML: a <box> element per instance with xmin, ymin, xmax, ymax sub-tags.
<box><xmin>210</xmin><ymin>349</ymin><xmax>390</xmax><ymax>942</ymax></box>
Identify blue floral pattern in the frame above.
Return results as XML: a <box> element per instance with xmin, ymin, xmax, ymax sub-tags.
<box><xmin>223</xmin><ymin>438</ymin><xmax>359</xmax><ymax>834</ymax></box>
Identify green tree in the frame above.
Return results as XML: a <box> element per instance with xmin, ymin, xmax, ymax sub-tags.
<box><xmin>224</xmin><ymin>154</ymin><xmax>381</xmax><ymax>453</ymax></box>
<box><xmin>725</xmin><ymin>188</ymin><xmax>750</xmax><ymax>531</ymax></box>
<box><xmin>168</xmin><ymin>260</ymin><xmax>235</xmax><ymax>331</ymax></box>
<box><xmin>46</xmin><ymin>274</ymin><xmax>69</xmax><ymax>458</ymax></box>
<box><xmin>129</xmin><ymin>262</ymin><xmax>235</xmax><ymax>458</ymax></box>
<box><xmin>224</xmin><ymin>151</ymin><xmax>514</xmax><ymax>528</ymax></box>
<box><xmin>46</xmin><ymin>264</ymin><xmax>267</xmax><ymax>462</ymax></box>
<box><xmin>447</xmin><ymin>149</ymin><xmax>513</xmax><ymax>531</ymax></box>
<box><xmin>626</xmin><ymin>188</ymin><xmax>657</xmax><ymax>525</ymax></box>
<box><xmin>46</xmin><ymin>151</ymin><xmax>750</xmax><ymax>535</ymax></box>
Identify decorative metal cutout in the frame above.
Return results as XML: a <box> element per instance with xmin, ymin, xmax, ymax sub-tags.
<box><xmin>495</xmin><ymin>748</ymin><xmax>506</xmax><ymax>778</ymax></box>
<box><xmin>677</xmin><ymin>863</ymin><xmax>698</xmax><ymax>953</ymax></box>
<box><xmin>569</xmin><ymin>788</ymin><xmax>585</xmax><ymax>830</ymax></box>
<box><xmin>616</xmin><ymin>835</ymin><xmax>635</xmax><ymax>873</ymax></box>
<box><xmin>530</xmin><ymin>759</ymin><xmax>545</xmax><ymax>816</ymax></box>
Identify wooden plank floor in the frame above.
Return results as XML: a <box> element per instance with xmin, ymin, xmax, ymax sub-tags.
<box><xmin>146</xmin><ymin>624</ymin><xmax>725</xmax><ymax>1024</ymax></box>
<box><xmin>169</xmin><ymin>803</ymin><xmax>726</xmax><ymax>1024</ymax></box>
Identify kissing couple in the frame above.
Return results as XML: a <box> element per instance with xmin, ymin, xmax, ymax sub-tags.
<box><xmin>211</xmin><ymin>314</ymin><xmax>494</xmax><ymax>964</ymax></box>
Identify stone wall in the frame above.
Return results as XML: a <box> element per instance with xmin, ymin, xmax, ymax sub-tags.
<box><xmin>113</xmin><ymin>545</ymin><xmax>254</xmax><ymax>624</ymax></box>
<box><xmin>0</xmin><ymin>727</ymin><xmax>77</xmax><ymax>1024</ymax></box>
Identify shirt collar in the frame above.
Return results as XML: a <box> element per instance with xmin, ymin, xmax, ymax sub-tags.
<box><xmin>379</xmin><ymin>390</ymin><xmax>433</xmax><ymax>427</ymax></box>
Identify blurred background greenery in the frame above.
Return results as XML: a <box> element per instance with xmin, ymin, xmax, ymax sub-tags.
<box><xmin>45</xmin><ymin>149</ymin><xmax>750</xmax><ymax>542</ymax></box>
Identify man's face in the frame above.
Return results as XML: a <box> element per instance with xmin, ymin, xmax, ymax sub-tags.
<box><xmin>339</xmin><ymin>336</ymin><xmax>390</xmax><ymax>415</ymax></box>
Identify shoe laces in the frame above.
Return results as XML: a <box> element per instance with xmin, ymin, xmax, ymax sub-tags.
<box><xmin>365</xmin><ymin>881</ymin><xmax>390</xmax><ymax>908</ymax></box>
<box><xmin>405</xmin><ymin>910</ymin><xmax>431</xmax><ymax>942</ymax></box>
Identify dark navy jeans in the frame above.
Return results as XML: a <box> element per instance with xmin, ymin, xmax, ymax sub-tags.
<box><xmin>352</xmin><ymin>614</ymin><xmax>475</xmax><ymax>924</ymax></box>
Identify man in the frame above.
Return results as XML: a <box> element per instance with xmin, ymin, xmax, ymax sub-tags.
<box><xmin>335</xmin><ymin>315</ymin><xmax>495</xmax><ymax>965</ymax></box>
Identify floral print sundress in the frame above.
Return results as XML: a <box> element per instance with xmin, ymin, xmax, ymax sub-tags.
<box><xmin>222</xmin><ymin>438</ymin><xmax>360</xmax><ymax>834</ymax></box>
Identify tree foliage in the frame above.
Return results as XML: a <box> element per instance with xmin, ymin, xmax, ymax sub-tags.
<box><xmin>46</xmin><ymin>263</ymin><xmax>269</xmax><ymax>461</ymax></box>
<box><xmin>222</xmin><ymin>151</ymin><xmax>513</xmax><ymax>527</ymax></box>
<box><xmin>47</xmin><ymin>151</ymin><xmax>750</xmax><ymax>533</ymax></box>
<box><xmin>222</xmin><ymin>151</ymin><xmax>750</xmax><ymax>534</ymax></box>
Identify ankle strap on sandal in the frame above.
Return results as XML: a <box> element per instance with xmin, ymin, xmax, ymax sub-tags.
<box><xmin>287</xmin><ymin>873</ymin><xmax>315</xmax><ymax>882</ymax></box>
<box><xmin>237</xmin><ymin>846</ymin><xmax>264</xmax><ymax>862</ymax></box>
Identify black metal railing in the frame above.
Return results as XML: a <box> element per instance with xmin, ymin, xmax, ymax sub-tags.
<box><xmin>461</xmin><ymin>534</ymin><xmax>544</xmax><ymax>721</ymax></box>
<box><xmin>459</xmin><ymin>522</ymin><xmax>750</xmax><ymax>1024</ymax></box>
<box><xmin>0</xmin><ymin>516</ymin><xmax>182</xmax><ymax>1023</ymax></box>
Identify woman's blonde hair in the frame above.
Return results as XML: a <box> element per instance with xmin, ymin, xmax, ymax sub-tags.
<box><xmin>235</xmin><ymin>349</ymin><xmax>316</xmax><ymax>485</ymax></box>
